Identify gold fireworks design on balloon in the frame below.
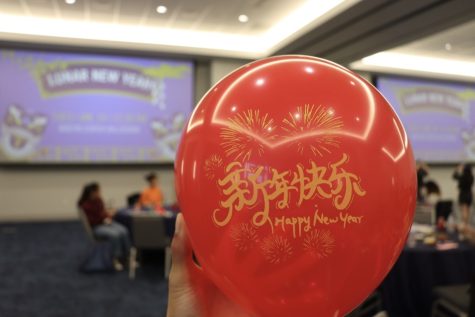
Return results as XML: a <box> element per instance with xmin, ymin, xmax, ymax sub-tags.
<box><xmin>260</xmin><ymin>235</ymin><xmax>293</xmax><ymax>264</ymax></box>
<box><xmin>230</xmin><ymin>223</ymin><xmax>258</xmax><ymax>252</ymax></box>
<box><xmin>204</xmin><ymin>154</ymin><xmax>223</xmax><ymax>180</ymax></box>
<box><xmin>282</xmin><ymin>104</ymin><xmax>343</xmax><ymax>156</ymax></box>
<box><xmin>302</xmin><ymin>230</ymin><xmax>336</xmax><ymax>259</ymax></box>
<box><xmin>220</xmin><ymin>109</ymin><xmax>276</xmax><ymax>161</ymax></box>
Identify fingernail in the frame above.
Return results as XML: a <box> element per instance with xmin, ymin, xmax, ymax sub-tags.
<box><xmin>175</xmin><ymin>213</ymin><xmax>183</xmax><ymax>236</ymax></box>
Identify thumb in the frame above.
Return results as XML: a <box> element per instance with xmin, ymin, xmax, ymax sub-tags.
<box><xmin>169</xmin><ymin>213</ymin><xmax>192</xmax><ymax>286</ymax></box>
<box><xmin>167</xmin><ymin>213</ymin><xmax>199</xmax><ymax>317</ymax></box>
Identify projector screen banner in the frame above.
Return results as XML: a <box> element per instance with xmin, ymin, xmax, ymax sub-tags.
<box><xmin>377</xmin><ymin>76</ymin><xmax>475</xmax><ymax>163</ymax></box>
<box><xmin>0</xmin><ymin>49</ymin><xmax>193</xmax><ymax>163</ymax></box>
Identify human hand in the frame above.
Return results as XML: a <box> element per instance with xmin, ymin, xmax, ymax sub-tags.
<box><xmin>103</xmin><ymin>217</ymin><xmax>112</xmax><ymax>225</ymax></box>
<box><xmin>167</xmin><ymin>213</ymin><xmax>199</xmax><ymax>317</ymax></box>
<box><xmin>167</xmin><ymin>214</ymin><xmax>251</xmax><ymax>317</ymax></box>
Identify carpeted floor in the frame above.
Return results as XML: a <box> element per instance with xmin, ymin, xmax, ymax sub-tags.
<box><xmin>0</xmin><ymin>221</ymin><xmax>168</xmax><ymax>317</ymax></box>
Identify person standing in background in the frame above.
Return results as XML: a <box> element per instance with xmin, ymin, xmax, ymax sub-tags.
<box><xmin>453</xmin><ymin>163</ymin><xmax>474</xmax><ymax>226</ymax></box>
<box><xmin>139</xmin><ymin>172</ymin><xmax>164</xmax><ymax>213</ymax></box>
<box><xmin>416</xmin><ymin>161</ymin><xmax>429</xmax><ymax>202</ymax></box>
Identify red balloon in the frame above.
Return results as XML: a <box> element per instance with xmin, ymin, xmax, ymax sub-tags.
<box><xmin>175</xmin><ymin>55</ymin><xmax>416</xmax><ymax>317</ymax></box>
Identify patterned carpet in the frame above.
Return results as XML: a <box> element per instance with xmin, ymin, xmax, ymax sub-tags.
<box><xmin>0</xmin><ymin>221</ymin><xmax>168</xmax><ymax>317</ymax></box>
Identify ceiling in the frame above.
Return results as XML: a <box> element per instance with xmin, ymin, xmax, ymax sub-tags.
<box><xmin>0</xmin><ymin>0</ymin><xmax>356</xmax><ymax>58</ymax></box>
<box><xmin>392</xmin><ymin>19</ymin><xmax>475</xmax><ymax>62</ymax></box>
<box><xmin>248</xmin><ymin>0</ymin><xmax>475</xmax><ymax>81</ymax></box>
<box><xmin>1</xmin><ymin>0</ymin><xmax>475</xmax><ymax>76</ymax></box>
<box><xmin>277</xmin><ymin>1</ymin><xmax>475</xmax><ymax>63</ymax></box>
<box><xmin>350</xmin><ymin>18</ymin><xmax>475</xmax><ymax>80</ymax></box>
<box><xmin>1</xmin><ymin>0</ymin><xmax>307</xmax><ymax>35</ymax></box>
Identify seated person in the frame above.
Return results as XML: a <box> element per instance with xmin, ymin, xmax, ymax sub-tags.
<box><xmin>78</xmin><ymin>182</ymin><xmax>131</xmax><ymax>271</ymax></box>
<box><xmin>138</xmin><ymin>172</ymin><xmax>164</xmax><ymax>213</ymax></box>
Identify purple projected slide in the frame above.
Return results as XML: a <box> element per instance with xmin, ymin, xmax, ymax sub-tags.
<box><xmin>377</xmin><ymin>76</ymin><xmax>475</xmax><ymax>163</ymax></box>
<box><xmin>0</xmin><ymin>49</ymin><xmax>193</xmax><ymax>163</ymax></box>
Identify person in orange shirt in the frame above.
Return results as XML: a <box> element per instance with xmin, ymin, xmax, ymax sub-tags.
<box><xmin>139</xmin><ymin>172</ymin><xmax>164</xmax><ymax>212</ymax></box>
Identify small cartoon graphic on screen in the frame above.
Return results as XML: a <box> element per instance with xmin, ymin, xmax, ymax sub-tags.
<box><xmin>0</xmin><ymin>104</ymin><xmax>47</xmax><ymax>160</ymax></box>
<box><xmin>151</xmin><ymin>113</ymin><xmax>186</xmax><ymax>160</ymax></box>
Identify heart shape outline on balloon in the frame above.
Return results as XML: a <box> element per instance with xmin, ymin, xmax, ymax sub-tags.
<box><xmin>204</xmin><ymin>58</ymin><xmax>377</xmax><ymax>145</ymax></box>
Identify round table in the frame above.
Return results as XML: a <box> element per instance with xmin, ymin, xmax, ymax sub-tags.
<box><xmin>380</xmin><ymin>236</ymin><xmax>475</xmax><ymax>317</ymax></box>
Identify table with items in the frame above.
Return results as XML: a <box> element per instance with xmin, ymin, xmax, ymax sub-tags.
<box><xmin>380</xmin><ymin>224</ymin><xmax>475</xmax><ymax>317</ymax></box>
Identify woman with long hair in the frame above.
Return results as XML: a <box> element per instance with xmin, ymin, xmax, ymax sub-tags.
<box><xmin>453</xmin><ymin>163</ymin><xmax>474</xmax><ymax>226</ymax></box>
<box><xmin>78</xmin><ymin>182</ymin><xmax>131</xmax><ymax>271</ymax></box>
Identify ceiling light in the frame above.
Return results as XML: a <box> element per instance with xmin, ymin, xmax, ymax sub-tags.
<box><xmin>351</xmin><ymin>52</ymin><xmax>475</xmax><ymax>79</ymax></box>
<box><xmin>445</xmin><ymin>43</ymin><xmax>452</xmax><ymax>51</ymax></box>
<box><xmin>238</xmin><ymin>14</ymin><xmax>249</xmax><ymax>23</ymax></box>
<box><xmin>65</xmin><ymin>0</ymin><xmax>76</xmax><ymax>4</ymax></box>
<box><xmin>156</xmin><ymin>5</ymin><xmax>167</xmax><ymax>14</ymax></box>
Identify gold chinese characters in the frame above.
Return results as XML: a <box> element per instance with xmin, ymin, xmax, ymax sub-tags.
<box><xmin>213</xmin><ymin>153</ymin><xmax>366</xmax><ymax>229</ymax></box>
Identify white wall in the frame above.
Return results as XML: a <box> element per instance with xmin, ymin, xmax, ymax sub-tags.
<box><xmin>210</xmin><ymin>59</ymin><xmax>249</xmax><ymax>85</ymax></box>
<box><xmin>0</xmin><ymin>58</ymin><xmax>248</xmax><ymax>222</ymax></box>
<box><xmin>0</xmin><ymin>166</ymin><xmax>175</xmax><ymax>221</ymax></box>
<box><xmin>427</xmin><ymin>166</ymin><xmax>458</xmax><ymax>201</ymax></box>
